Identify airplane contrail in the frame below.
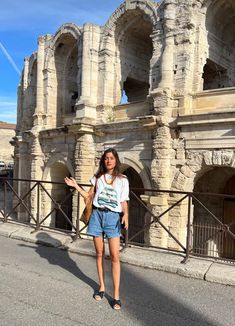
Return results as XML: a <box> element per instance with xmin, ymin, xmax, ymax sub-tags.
<box><xmin>0</xmin><ymin>41</ymin><xmax>21</xmax><ymax>76</ymax></box>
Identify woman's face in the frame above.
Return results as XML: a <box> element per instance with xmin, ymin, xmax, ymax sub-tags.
<box><xmin>104</xmin><ymin>152</ymin><xmax>116</xmax><ymax>172</ymax></box>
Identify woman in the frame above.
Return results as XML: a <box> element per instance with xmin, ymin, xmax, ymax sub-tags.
<box><xmin>64</xmin><ymin>148</ymin><xmax>129</xmax><ymax>310</ymax></box>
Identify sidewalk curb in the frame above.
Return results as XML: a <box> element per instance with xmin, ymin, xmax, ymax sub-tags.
<box><xmin>0</xmin><ymin>221</ymin><xmax>234</xmax><ymax>287</ymax></box>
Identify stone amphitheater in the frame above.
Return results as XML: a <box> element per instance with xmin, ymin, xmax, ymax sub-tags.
<box><xmin>12</xmin><ymin>0</ymin><xmax>235</xmax><ymax>258</ymax></box>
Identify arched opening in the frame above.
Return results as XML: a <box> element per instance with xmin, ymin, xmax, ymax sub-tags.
<box><xmin>123</xmin><ymin>166</ymin><xmax>145</xmax><ymax>243</ymax></box>
<box><xmin>115</xmin><ymin>9</ymin><xmax>153</xmax><ymax>104</ymax></box>
<box><xmin>54</xmin><ymin>33</ymin><xmax>80</xmax><ymax>126</ymax></box>
<box><xmin>44</xmin><ymin>162</ymin><xmax>72</xmax><ymax>231</ymax></box>
<box><xmin>203</xmin><ymin>0</ymin><xmax>235</xmax><ymax>90</ymax></box>
<box><xmin>193</xmin><ymin>167</ymin><xmax>235</xmax><ymax>259</ymax></box>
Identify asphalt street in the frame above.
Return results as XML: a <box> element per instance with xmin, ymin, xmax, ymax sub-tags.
<box><xmin>0</xmin><ymin>236</ymin><xmax>234</xmax><ymax>326</ymax></box>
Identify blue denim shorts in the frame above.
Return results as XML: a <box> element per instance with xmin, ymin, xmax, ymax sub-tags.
<box><xmin>87</xmin><ymin>207</ymin><xmax>121</xmax><ymax>238</ymax></box>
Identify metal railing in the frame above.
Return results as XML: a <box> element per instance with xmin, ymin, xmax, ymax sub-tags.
<box><xmin>0</xmin><ymin>177</ymin><xmax>235</xmax><ymax>264</ymax></box>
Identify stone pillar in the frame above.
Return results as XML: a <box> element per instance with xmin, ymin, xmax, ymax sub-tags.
<box><xmin>33</xmin><ymin>36</ymin><xmax>45</xmax><ymax>129</ymax></box>
<box><xmin>11</xmin><ymin>136</ymin><xmax>21</xmax><ymax>221</ymax></box>
<box><xmin>29</xmin><ymin>132</ymin><xmax>44</xmax><ymax>221</ymax></box>
<box><xmin>151</xmin><ymin>89</ymin><xmax>173</xmax><ymax>190</ymax></box>
<box><xmin>147</xmin><ymin>1</ymin><xmax>179</xmax><ymax>248</ymax></box>
<box><xmin>16</xmin><ymin>84</ymin><xmax>23</xmax><ymax>133</ymax></box>
<box><xmin>69</xmin><ymin>124</ymin><xmax>96</xmax><ymax>229</ymax></box>
<box><xmin>168</xmin><ymin>198</ymin><xmax>190</xmax><ymax>250</ymax></box>
<box><xmin>158</xmin><ymin>0</ymin><xmax>177</xmax><ymax>89</ymax></box>
<box><xmin>150</xmin><ymin>28</ymin><xmax>164</xmax><ymax>91</ymax></box>
<box><xmin>20</xmin><ymin>57</ymin><xmax>29</xmax><ymax>131</ymax></box>
<box><xmin>12</xmin><ymin>136</ymin><xmax>32</xmax><ymax>222</ymax></box>
<box><xmin>149</xmin><ymin>89</ymin><xmax>175</xmax><ymax>247</ymax></box>
<box><xmin>142</xmin><ymin>195</ymin><xmax>169</xmax><ymax>247</ymax></box>
<box><xmin>23</xmin><ymin>57</ymin><xmax>29</xmax><ymax>91</ymax></box>
<box><xmin>75</xmin><ymin>24</ymin><xmax>100</xmax><ymax>121</ymax></box>
<box><xmin>102</xmin><ymin>48</ymin><xmax>115</xmax><ymax>106</ymax></box>
<box><xmin>192</xmin><ymin>3</ymin><xmax>208</xmax><ymax>93</ymax></box>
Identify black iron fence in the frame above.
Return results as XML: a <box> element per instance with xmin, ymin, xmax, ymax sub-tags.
<box><xmin>0</xmin><ymin>177</ymin><xmax>235</xmax><ymax>264</ymax></box>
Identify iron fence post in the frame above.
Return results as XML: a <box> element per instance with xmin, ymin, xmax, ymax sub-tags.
<box><xmin>124</xmin><ymin>202</ymin><xmax>130</xmax><ymax>248</ymax></box>
<box><xmin>181</xmin><ymin>194</ymin><xmax>192</xmax><ymax>264</ymax></box>
<box><xmin>4</xmin><ymin>179</ymin><xmax>7</xmax><ymax>222</ymax></box>
<box><xmin>75</xmin><ymin>193</ymin><xmax>80</xmax><ymax>241</ymax></box>
<box><xmin>35</xmin><ymin>182</ymin><xmax>40</xmax><ymax>231</ymax></box>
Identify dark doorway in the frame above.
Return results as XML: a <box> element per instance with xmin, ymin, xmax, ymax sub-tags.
<box><xmin>55</xmin><ymin>186</ymin><xmax>73</xmax><ymax>231</ymax></box>
<box><xmin>123</xmin><ymin>167</ymin><xmax>145</xmax><ymax>243</ymax></box>
<box><xmin>48</xmin><ymin>162</ymin><xmax>73</xmax><ymax>231</ymax></box>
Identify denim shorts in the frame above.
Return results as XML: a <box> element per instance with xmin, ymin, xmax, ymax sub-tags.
<box><xmin>87</xmin><ymin>207</ymin><xmax>121</xmax><ymax>238</ymax></box>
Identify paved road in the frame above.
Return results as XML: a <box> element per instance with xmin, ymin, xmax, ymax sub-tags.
<box><xmin>0</xmin><ymin>236</ymin><xmax>234</xmax><ymax>326</ymax></box>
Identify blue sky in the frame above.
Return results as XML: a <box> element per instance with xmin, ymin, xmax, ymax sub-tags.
<box><xmin>0</xmin><ymin>0</ymin><xmax>125</xmax><ymax>123</ymax></box>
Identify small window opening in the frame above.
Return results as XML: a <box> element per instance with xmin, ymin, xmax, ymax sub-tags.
<box><xmin>120</xmin><ymin>90</ymin><xmax>128</xmax><ymax>104</ymax></box>
<box><xmin>123</xmin><ymin>77</ymin><xmax>149</xmax><ymax>103</ymax></box>
<box><xmin>71</xmin><ymin>91</ymin><xmax>78</xmax><ymax>113</ymax></box>
<box><xmin>203</xmin><ymin>59</ymin><xmax>228</xmax><ymax>90</ymax></box>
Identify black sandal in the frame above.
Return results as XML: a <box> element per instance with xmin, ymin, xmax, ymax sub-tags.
<box><xmin>93</xmin><ymin>290</ymin><xmax>105</xmax><ymax>301</ymax></box>
<box><xmin>111</xmin><ymin>299</ymin><xmax>121</xmax><ymax>310</ymax></box>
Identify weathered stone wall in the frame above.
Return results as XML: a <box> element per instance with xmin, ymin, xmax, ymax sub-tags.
<box><xmin>14</xmin><ymin>0</ymin><xmax>235</xmax><ymax>253</ymax></box>
<box><xmin>0</xmin><ymin>125</ymin><xmax>15</xmax><ymax>163</ymax></box>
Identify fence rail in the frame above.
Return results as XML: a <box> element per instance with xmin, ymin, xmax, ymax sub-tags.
<box><xmin>0</xmin><ymin>177</ymin><xmax>235</xmax><ymax>264</ymax></box>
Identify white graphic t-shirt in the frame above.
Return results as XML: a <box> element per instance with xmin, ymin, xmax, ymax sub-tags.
<box><xmin>90</xmin><ymin>174</ymin><xmax>129</xmax><ymax>213</ymax></box>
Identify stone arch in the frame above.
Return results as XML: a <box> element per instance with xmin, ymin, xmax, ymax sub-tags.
<box><xmin>102</xmin><ymin>0</ymin><xmax>159</xmax><ymax>42</ymax></box>
<box><xmin>42</xmin><ymin>154</ymin><xmax>74</xmax><ymax>230</ymax></box>
<box><xmin>170</xmin><ymin>150</ymin><xmax>235</xmax><ymax>256</ymax></box>
<box><xmin>44</xmin><ymin>24</ymin><xmax>82</xmax><ymax>128</ymax></box>
<box><xmin>192</xmin><ymin>166</ymin><xmax>235</xmax><ymax>259</ymax></box>
<box><xmin>171</xmin><ymin>150</ymin><xmax>235</xmax><ymax>192</ymax></box>
<box><xmin>99</xmin><ymin>0</ymin><xmax>160</xmax><ymax>106</ymax></box>
<box><xmin>118</xmin><ymin>154</ymin><xmax>151</xmax><ymax>244</ymax></box>
<box><xmin>198</xmin><ymin>0</ymin><xmax>235</xmax><ymax>90</ymax></box>
<box><xmin>119</xmin><ymin>154</ymin><xmax>152</xmax><ymax>189</ymax></box>
<box><xmin>44</xmin><ymin>23</ymin><xmax>82</xmax><ymax>70</ymax></box>
<box><xmin>43</xmin><ymin>153</ymin><xmax>74</xmax><ymax>181</ymax></box>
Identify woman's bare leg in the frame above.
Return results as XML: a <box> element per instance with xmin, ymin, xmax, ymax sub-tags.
<box><xmin>108</xmin><ymin>236</ymin><xmax>120</xmax><ymax>300</ymax></box>
<box><xmin>93</xmin><ymin>236</ymin><xmax>105</xmax><ymax>292</ymax></box>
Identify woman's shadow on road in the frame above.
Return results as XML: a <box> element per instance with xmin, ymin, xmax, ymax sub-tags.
<box><xmin>30</xmin><ymin>232</ymin><xmax>111</xmax><ymax>299</ymax></box>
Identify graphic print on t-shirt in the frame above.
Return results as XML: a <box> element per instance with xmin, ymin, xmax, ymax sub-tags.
<box><xmin>97</xmin><ymin>185</ymin><xmax>118</xmax><ymax>209</ymax></box>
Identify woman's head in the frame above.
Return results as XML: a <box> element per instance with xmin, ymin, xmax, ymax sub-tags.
<box><xmin>96</xmin><ymin>148</ymin><xmax>121</xmax><ymax>177</ymax></box>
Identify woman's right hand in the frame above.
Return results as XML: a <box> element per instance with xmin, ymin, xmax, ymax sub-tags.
<box><xmin>64</xmin><ymin>177</ymin><xmax>78</xmax><ymax>188</ymax></box>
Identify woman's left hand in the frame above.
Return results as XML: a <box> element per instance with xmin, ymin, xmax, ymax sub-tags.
<box><xmin>121</xmin><ymin>214</ymin><xmax>129</xmax><ymax>230</ymax></box>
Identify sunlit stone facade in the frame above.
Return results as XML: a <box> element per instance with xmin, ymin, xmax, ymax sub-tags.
<box><xmin>13</xmin><ymin>0</ymin><xmax>235</xmax><ymax>254</ymax></box>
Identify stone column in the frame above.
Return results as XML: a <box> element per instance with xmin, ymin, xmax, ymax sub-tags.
<box><xmin>75</xmin><ymin>24</ymin><xmax>100</xmax><ymax>121</ymax></box>
<box><xmin>29</xmin><ymin>132</ymin><xmax>44</xmax><ymax>222</ymax></box>
<box><xmin>69</xmin><ymin>124</ymin><xmax>96</xmax><ymax>230</ymax></box>
<box><xmin>158</xmin><ymin>0</ymin><xmax>177</xmax><ymax>89</ymax></box>
<box><xmin>147</xmin><ymin>1</ymin><xmax>178</xmax><ymax>249</ymax></box>
<box><xmin>142</xmin><ymin>195</ymin><xmax>169</xmax><ymax>247</ymax></box>
<box><xmin>33</xmin><ymin>36</ymin><xmax>45</xmax><ymax>129</ymax></box>
<box><xmin>149</xmin><ymin>91</ymin><xmax>175</xmax><ymax>247</ymax></box>
<box><xmin>22</xmin><ymin>57</ymin><xmax>29</xmax><ymax>91</ymax></box>
<box><xmin>16</xmin><ymin>84</ymin><xmax>23</xmax><ymax>133</ymax></box>
<box><xmin>12</xmin><ymin>136</ymin><xmax>32</xmax><ymax>222</ymax></box>
<box><xmin>20</xmin><ymin>57</ymin><xmax>29</xmax><ymax>131</ymax></box>
<box><xmin>168</xmin><ymin>198</ymin><xmax>190</xmax><ymax>250</ymax></box>
<box><xmin>102</xmin><ymin>47</ymin><xmax>115</xmax><ymax>106</ymax></box>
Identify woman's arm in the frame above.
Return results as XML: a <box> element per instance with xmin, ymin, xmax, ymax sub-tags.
<box><xmin>121</xmin><ymin>201</ymin><xmax>128</xmax><ymax>230</ymax></box>
<box><xmin>64</xmin><ymin>177</ymin><xmax>94</xmax><ymax>200</ymax></box>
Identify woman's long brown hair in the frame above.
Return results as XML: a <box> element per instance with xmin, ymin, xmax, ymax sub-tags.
<box><xmin>95</xmin><ymin>148</ymin><xmax>122</xmax><ymax>178</ymax></box>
